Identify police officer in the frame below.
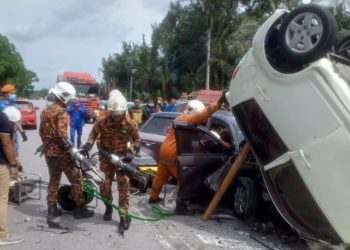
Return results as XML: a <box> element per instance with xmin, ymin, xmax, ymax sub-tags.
<box><xmin>39</xmin><ymin>82</ymin><xmax>94</xmax><ymax>226</ymax></box>
<box><xmin>82</xmin><ymin>89</ymin><xmax>140</xmax><ymax>234</ymax></box>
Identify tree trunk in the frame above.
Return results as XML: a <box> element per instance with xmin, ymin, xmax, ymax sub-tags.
<box><xmin>214</xmin><ymin>67</ymin><xmax>219</xmax><ymax>89</ymax></box>
<box><xmin>162</xmin><ymin>79</ymin><xmax>168</xmax><ymax>100</ymax></box>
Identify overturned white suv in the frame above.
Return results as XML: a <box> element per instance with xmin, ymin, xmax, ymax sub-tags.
<box><xmin>228</xmin><ymin>4</ymin><xmax>350</xmax><ymax>248</ymax></box>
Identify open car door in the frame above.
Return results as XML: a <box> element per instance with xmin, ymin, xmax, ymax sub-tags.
<box><xmin>173</xmin><ymin>120</ymin><xmax>229</xmax><ymax>203</ymax></box>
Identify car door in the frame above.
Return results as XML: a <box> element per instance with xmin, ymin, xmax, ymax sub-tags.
<box><xmin>173</xmin><ymin>120</ymin><xmax>229</xmax><ymax>201</ymax></box>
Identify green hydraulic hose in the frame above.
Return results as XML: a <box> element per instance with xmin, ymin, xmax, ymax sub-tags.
<box><xmin>82</xmin><ymin>181</ymin><xmax>174</xmax><ymax>221</ymax></box>
<box><xmin>35</xmin><ymin>180</ymin><xmax>174</xmax><ymax>221</ymax></box>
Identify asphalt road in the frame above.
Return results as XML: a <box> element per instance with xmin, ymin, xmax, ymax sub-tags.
<box><xmin>3</xmin><ymin>99</ymin><xmax>306</xmax><ymax>250</ymax></box>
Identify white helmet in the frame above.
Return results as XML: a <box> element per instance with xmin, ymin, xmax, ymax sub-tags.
<box><xmin>49</xmin><ymin>81</ymin><xmax>76</xmax><ymax>104</ymax></box>
<box><xmin>184</xmin><ymin>100</ymin><xmax>205</xmax><ymax>115</ymax></box>
<box><xmin>107</xmin><ymin>89</ymin><xmax>127</xmax><ymax>114</ymax></box>
<box><xmin>3</xmin><ymin>106</ymin><xmax>21</xmax><ymax>122</ymax></box>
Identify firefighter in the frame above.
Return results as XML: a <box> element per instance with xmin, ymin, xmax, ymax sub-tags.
<box><xmin>39</xmin><ymin>82</ymin><xmax>94</xmax><ymax>226</ymax></box>
<box><xmin>149</xmin><ymin>93</ymin><xmax>229</xmax><ymax>215</ymax></box>
<box><xmin>82</xmin><ymin>89</ymin><xmax>140</xmax><ymax>234</ymax></box>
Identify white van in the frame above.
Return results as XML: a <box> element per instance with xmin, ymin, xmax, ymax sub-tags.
<box><xmin>228</xmin><ymin>4</ymin><xmax>350</xmax><ymax>248</ymax></box>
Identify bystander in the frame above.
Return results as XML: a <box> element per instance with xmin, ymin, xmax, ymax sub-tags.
<box><xmin>0</xmin><ymin>111</ymin><xmax>23</xmax><ymax>245</ymax></box>
<box><xmin>67</xmin><ymin>99</ymin><xmax>87</xmax><ymax>148</ymax></box>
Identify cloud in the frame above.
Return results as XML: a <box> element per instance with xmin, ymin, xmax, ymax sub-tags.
<box><xmin>7</xmin><ymin>1</ymin><xmax>120</xmax><ymax>42</ymax></box>
<box><xmin>0</xmin><ymin>0</ymin><xmax>172</xmax><ymax>90</ymax></box>
<box><xmin>7</xmin><ymin>0</ymin><xmax>171</xmax><ymax>43</ymax></box>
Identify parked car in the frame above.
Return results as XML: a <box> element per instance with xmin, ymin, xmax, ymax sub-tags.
<box><xmin>15</xmin><ymin>99</ymin><xmax>38</xmax><ymax>129</ymax></box>
<box><xmin>228</xmin><ymin>4</ymin><xmax>349</xmax><ymax>248</ymax></box>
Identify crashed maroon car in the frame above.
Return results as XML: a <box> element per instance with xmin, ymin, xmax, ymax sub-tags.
<box><xmin>140</xmin><ymin>111</ymin><xmax>272</xmax><ymax>220</ymax></box>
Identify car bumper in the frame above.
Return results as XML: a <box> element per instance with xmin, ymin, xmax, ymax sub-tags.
<box><xmin>21</xmin><ymin>117</ymin><xmax>36</xmax><ymax>126</ymax></box>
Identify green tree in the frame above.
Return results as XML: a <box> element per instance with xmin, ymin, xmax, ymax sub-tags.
<box><xmin>132</xmin><ymin>35</ymin><xmax>159</xmax><ymax>97</ymax></box>
<box><xmin>101</xmin><ymin>0</ymin><xmax>305</xmax><ymax>99</ymax></box>
<box><xmin>101</xmin><ymin>42</ymin><xmax>138</xmax><ymax>99</ymax></box>
<box><xmin>0</xmin><ymin>34</ymin><xmax>38</xmax><ymax>97</ymax></box>
<box><xmin>151</xmin><ymin>2</ymin><xmax>183</xmax><ymax>99</ymax></box>
<box><xmin>30</xmin><ymin>88</ymin><xmax>49</xmax><ymax>99</ymax></box>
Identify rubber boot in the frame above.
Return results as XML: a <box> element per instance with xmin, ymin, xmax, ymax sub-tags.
<box><xmin>148</xmin><ymin>197</ymin><xmax>163</xmax><ymax>204</ymax></box>
<box><xmin>47</xmin><ymin>203</ymin><xmax>62</xmax><ymax>228</ymax></box>
<box><xmin>118</xmin><ymin>216</ymin><xmax>132</xmax><ymax>236</ymax></box>
<box><xmin>122</xmin><ymin>216</ymin><xmax>131</xmax><ymax>230</ymax></box>
<box><xmin>48</xmin><ymin>203</ymin><xmax>62</xmax><ymax>217</ymax></box>
<box><xmin>103</xmin><ymin>204</ymin><xmax>113</xmax><ymax>221</ymax></box>
<box><xmin>72</xmin><ymin>206</ymin><xmax>94</xmax><ymax>219</ymax></box>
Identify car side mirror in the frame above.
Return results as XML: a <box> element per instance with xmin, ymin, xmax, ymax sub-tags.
<box><xmin>35</xmin><ymin>107</ymin><xmax>39</xmax><ymax>110</ymax></box>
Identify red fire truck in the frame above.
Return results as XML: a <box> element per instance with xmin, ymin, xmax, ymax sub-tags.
<box><xmin>57</xmin><ymin>71</ymin><xmax>100</xmax><ymax>122</ymax></box>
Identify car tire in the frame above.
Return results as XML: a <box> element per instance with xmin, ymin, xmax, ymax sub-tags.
<box><xmin>57</xmin><ymin>185</ymin><xmax>75</xmax><ymax>211</ymax></box>
<box><xmin>57</xmin><ymin>185</ymin><xmax>93</xmax><ymax>211</ymax></box>
<box><xmin>231</xmin><ymin>177</ymin><xmax>257</xmax><ymax>221</ymax></box>
<box><xmin>335</xmin><ymin>35</ymin><xmax>350</xmax><ymax>60</ymax></box>
<box><xmin>279</xmin><ymin>4</ymin><xmax>336</xmax><ymax>63</ymax></box>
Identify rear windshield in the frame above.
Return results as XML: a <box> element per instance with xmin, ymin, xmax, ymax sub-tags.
<box><xmin>141</xmin><ymin>116</ymin><xmax>176</xmax><ymax>136</ymax></box>
<box><xmin>15</xmin><ymin>102</ymin><xmax>30</xmax><ymax>110</ymax></box>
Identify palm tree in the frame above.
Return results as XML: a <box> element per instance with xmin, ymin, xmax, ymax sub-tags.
<box><xmin>133</xmin><ymin>35</ymin><xmax>158</xmax><ymax>95</ymax></box>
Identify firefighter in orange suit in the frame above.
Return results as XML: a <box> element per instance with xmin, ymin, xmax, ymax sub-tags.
<box><xmin>149</xmin><ymin>93</ymin><xmax>229</xmax><ymax>215</ymax></box>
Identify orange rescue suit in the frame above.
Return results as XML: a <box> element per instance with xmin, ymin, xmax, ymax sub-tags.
<box><xmin>150</xmin><ymin>102</ymin><xmax>220</xmax><ymax>200</ymax></box>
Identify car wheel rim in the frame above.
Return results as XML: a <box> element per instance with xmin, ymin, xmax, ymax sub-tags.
<box><xmin>285</xmin><ymin>12</ymin><xmax>323</xmax><ymax>53</ymax></box>
<box><xmin>234</xmin><ymin>186</ymin><xmax>246</xmax><ymax>215</ymax></box>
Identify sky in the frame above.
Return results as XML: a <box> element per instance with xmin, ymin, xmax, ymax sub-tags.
<box><xmin>0</xmin><ymin>0</ymin><xmax>173</xmax><ymax>90</ymax></box>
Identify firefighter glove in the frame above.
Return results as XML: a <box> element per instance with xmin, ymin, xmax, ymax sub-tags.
<box><xmin>124</xmin><ymin>148</ymin><xmax>135</xmax><ymax>163</ymax></box>
<box><xmin>134</xmin><ymin>145</ymin><xmax>141</xmax><ymax>157</ymax></box>
<box><xmin>81</xmin><ymin>142</ymin><xmax>92</xmax><ymax>156</ymax></box>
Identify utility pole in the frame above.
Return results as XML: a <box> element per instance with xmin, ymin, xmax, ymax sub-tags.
<box><xmin>206</xmin><ymin>27</ymin><xmax>211</xmax><ymax>90</ymax></box>
<box><xmin>129</xmin><ymin>60</ymin><xmax>133</xmax><ymax>101</ymax></box>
